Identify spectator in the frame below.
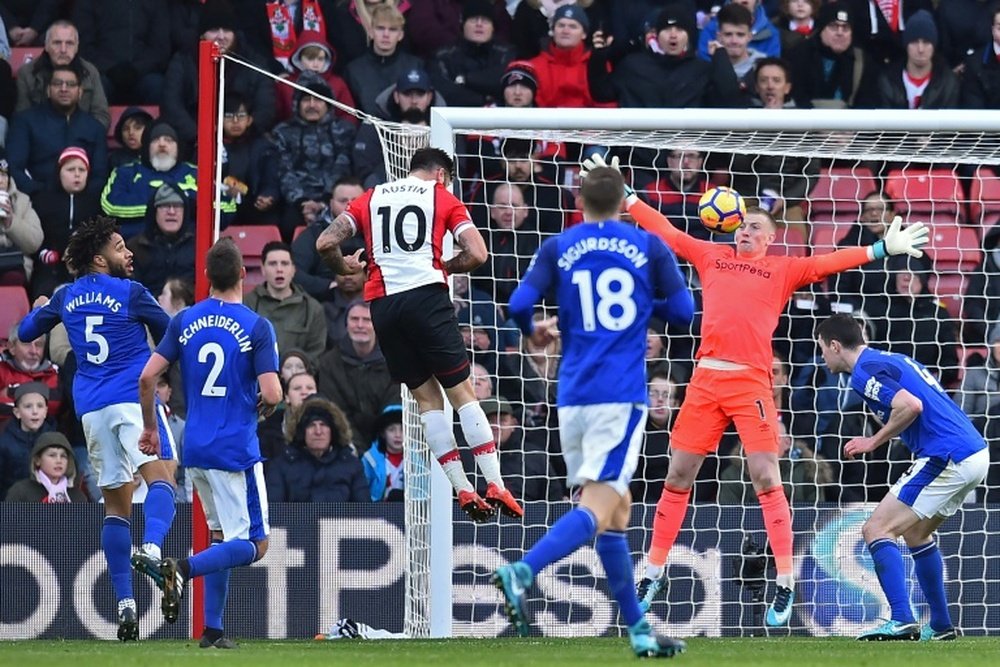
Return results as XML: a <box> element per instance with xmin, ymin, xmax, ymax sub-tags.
<box><xmin>0</xmin><ymin>324</ymin><xmax>62</xmax><ymax>427</ymax></box>
<box><xmin>30</xmin><ymin>146</ymin><xmax>100</xmax><ymax>298</ymax></box>
<box><xmin>108</xmin><ymin>107</ymin><xmax>153</xmax><ymax>169</ymax></box>
<box><xmin>429</xmin><ymin>1</ymin><xmax>514</xmax><ymax>107</ymax></box>
<box><xmin>846</xmin><ymin>0</ymin><xmax>934</xmax><ymax>66</ymax></box>
<box><xmin>259</xmin><ymin>370</ymin><xmax>318</xmax><ymax>466</ymax></box>
<box><xmin>526</xmin><ymin>4</ymin><xmax>615</xmax><ymax>109</ymax></box>
<box><xmin>157</xmin><ymin>277</ymin><xmax>194</xmax><ymax>317</ymax></box>
<box><xmin>964</xmin><ymin>223</ymin><xmax>1000</xmax><ymax>344</ymax></box>
<box><xmin>275</xmin><ymin>29</ymin><xmax>357</xmax><ymax>125</ymax></box>
<box><xmin>280</xmin><ymin>349</ymin><xmax>317</xmax><ymax>386</ymax></box>
<box><xmin>960</xmin><ymin>3</ymin><xmax>1000</xmax><ymax>109</ymax></box>
<box><xmin>244</xmin><ymin>241</ymin><xmax>327</xmax><ymax>361</ymax></box>
<box><xmin>407</xmin><ymin>0</ymin><xmax>511</xmax><ymax>60</ymax></box>
<box><xmin>709</xmin><ymin>3</ymin><xmax>768</xmax><ymax>95</ymax></box>
<box><xmin>322</xmin><ymin>256</ymin><xmax>366</xmax><ymax>348</ymax></box>
<box><xmin>127</xmin><ymin>183</ymin><xmax>197</xmax><ymax>297</ymax></box>
<box><xmin>362</xmin><ymin>403</ymin><xmax>405</xmax><ymax>501</ymax></box>
<box><xmin>588</xmin><ymin>5</ymin><xmax>741</xmax><ymax>109</ymax></box>
<box><xmin>220</xmin><ymin>93</ymin><xmax>280</xmax><ymax>226</ymax></box>
<box><xmin>471</xmin><ymin>182</ymin><xmax>539</xmax><ymax>305</ymax></box>
<box><xmin>344</xmin><ymin>5</ymin><xmax>424</xmax><ymax>116</ymax></box>
<box><xmin>469</xmin><ymin>361</ymin><xmax>493</xmax><ymax>400</ymax></box>
<box><xmin>640</xmin><ymin>149</ymin><xmax>712</xmax><ymax>240</ymax></box>
<box><xmin>266</xmin><ymin>395</ymin><xmax>370</xmax><ymax>502</ymax></box>
<box><xmin>317</xmin><ymin>301</ymin><xmax>401</xmax><ymax>446</ymax></box>
<box><xmin>0</xmin><ymin>155</ymin><xmax>42</xmax><ymax>287</ymax></box>
<box><xmin>0</xmin><ymin>382</ymin><xmax>57</xmax><ymax>499</ymax></box>
<box><xmin>272</xmin><ymin>73</ymin><xmax>355</xmax><ymax>239</ymax></box>
<box><xmin>938</xmin><ymin>0</ymin><xmax>994</xmax><ymax>71</ymax></box>
<box><xmin>15</xmin><ymin>20</ymin><xmax>110</xmax><ymax>129</ymax></box>
<box><xmin>1</xmin><ymin>0</ymin><xmax>59</xmax><ymax>46</ymax></box>
<box><xmin>876</xmin><ymin>10</ymin><xmax>960</xmax><ymax>109</ymax></box>
<box><xmin>499</xmin><ymin>60</ymin><xmax>537</xmax><ymax>108</ymax></box>
<box><xmin>459</xmin><ymin>300</ymin><xmax>500</xmax><ymax>375</ymax></box>
<box><xmin>511</xmin><ymin>0</ymin><xmax>593</xmax><ymax>59</ymax></box>
<box><xmin>827</xmin><ymin>190</ymin><xmax>894</xmax><ymax>316</ymax></box>
<box><xmin>774</xmin><ymin>0</ymin><xmax>820</xmax><ymax>54</ymax></box>
<box><xmin>4</xmin><ymin>432</ymin><xmax>88</xmax><ymax>502</ymax></box>
<box><xmin>162</xmin><ymin>0</ymin><xmax>278</xmax><ymax>145</ymax></box>
<box><xmin>788</xmin><ymin>1</ymin><xmax>879</xmax><ymax>108</ymax></box>
<box><xmin>699</xmin><ymin>0</ymin><xmax>782</xmax><ymax>60</ymax></box>
<box><xmin>326</xmin><ymin>0</ymin><xmax>413</xmax><ymax>71</ymax></box>
<box><xmin>241</xmin><ymin>0</ymin><xmax>334</xmax><ymax>74</ymax></box>
<box><xmin>7</xmin><ymin>64</ymin><xmax>108</xmax><ymax>197</ymax></box>
<box><xmin>955</xmin><ymin>321</ymin><xmax>1000</xmax><ymax>434</ymax></box>
<box><xmin>496</xmin><ymin>311</ymin><xmax>558</xmax><ymax>428</ymax></box>
<box><xmin>154</xmin><ymin>373</ymin><xmax>191</xmax><ymax>503</ymax></box>
<box><xmin>291</xmin><ymin>177</ymin><xmax>365</xmax><ymax>301</ymax></box>
<box><xmin>73</xmin><ymin>0</ymin><xmax>170</xmax><ymax>105</ymax></box>
<box><xmin>631</xmin><ymin>368</ymin><xmax>680</xmax><ymax>504</ymax></box>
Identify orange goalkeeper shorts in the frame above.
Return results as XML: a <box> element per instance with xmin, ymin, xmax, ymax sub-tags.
<box><xmin>670</xmin><ymin>365</ymin><xmax>781</xmax><ymax>455</ymax></box>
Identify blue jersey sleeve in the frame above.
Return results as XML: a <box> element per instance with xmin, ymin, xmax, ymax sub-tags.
<box><xmin>854</xmin><ymin>359</ymin><xmax>903</xmax><ymax>407</ymax></box>
<box><xmin>130</xmin><ymin>282</ymin><xmax>170</xmax><ymax>343</ymax></box>
<box><xmin>252</xmin><ymin>317</ymin><xmax>280</xmax><ymax>376</ymax></box>
<box><xmin>508</xmin><ymin>239</ymin><xmax>559</xmax><ymax>336</ymax></box>
<box><xmin>648</xmin><ymin>238</ymin><xmax>694</xmax><ymax>327</ymax></box>
<box><xmin>155</xmin><ymin>314</ymin><xmax>183</xmax><ymax>363</ymax></box>
<box><xmin>18</xmin><ymin>288</ymin><xmax>66</xmax><ymax>342</ymax></box>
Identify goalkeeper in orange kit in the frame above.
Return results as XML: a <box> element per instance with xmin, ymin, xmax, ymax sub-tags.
<box><xmin>581</xmin><ymin>154</ymin><xmax>930</xmax><ymax>627</ymax></box>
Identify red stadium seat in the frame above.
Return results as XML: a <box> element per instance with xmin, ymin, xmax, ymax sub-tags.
<box><xmin>221</xmin><ymin>225</ymin><xmax>282</xmax><ymax>268</ymax></box>
<box><xmin>926</xmin><ymin>223</ymin><xmax>981</xmax><ymax>273</ymax></box>
<box><xmin>809</xmin><ymin>166</ymin><xmax>877</xmax><ymax>223</ymax></box>
<box><xmin>969</xmin><ymin>167</ymin><xmax>1000</xmax><ymax>233</ymax></box>
<box><xmin>810</xmin><ymin>219</ymin><xmax>858</xmax><ymax>254</ymax></box>
<box><xmin>107</xmin><ymin>105</ymin><xmax>160</xmax><ymax>146</ymax></box>
<box><xmin>768</xmin><ymin>226</ymin><xmax>807</xmax><ymax>257</ymax></box>
<box><xmin>885</xmin><ymin>168</ymin><xmax>964</xmax><ymax>224</ymax></box>
<box><xmin>0</xmin><ymin>285</ymin><xmax>31</xmax><ymax>345</ymax></box>
<box><xmin>8</xmin><ymin>47</ymin><xmax>43</xmax><ymax>77</ymax></box>
<box><xmin>932</xmin><ymin>274</ymin><xmax>967</xmax><ymax>319</ymax></box>
<box><xmin>292</xmin><ymin>226</ymin><xmax>307</xmax><ymax>241</ymax></box>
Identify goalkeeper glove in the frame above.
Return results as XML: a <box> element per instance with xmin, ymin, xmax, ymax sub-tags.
<box><xmin>872</xmin><ymin>216</ymin><xmax>930</xmax><ymax>259</ymax></box>
<box><xmin>580</xmin><ymin>153</ymin><xmax>636</xmax><ymax>199</ymax></box>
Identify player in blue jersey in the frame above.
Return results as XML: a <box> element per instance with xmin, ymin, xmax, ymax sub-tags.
<box><xmin>135</xmin><ymin>237</ymin><xmax>282</xmax><ymax>648</ymax></box>
<box><xmin>17</xmin><ymin>215</ymin><xmax>178</xmax><ymax>642</ymax></box>
<box><xmin>492</xmin><ymin>165</ymin><xmax>694</xmax><ymax>658</ymax></box>
<box><xmin>816</xmin><ymin>314</ymin><xmax>988</xmax><ymax>642</ymax></box>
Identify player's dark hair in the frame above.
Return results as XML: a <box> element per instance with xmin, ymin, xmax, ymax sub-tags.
<box><xmin>206</xmin><ymin>237</ymin><xmax>243</xmax><ymax>291</ymax></box>
<box><xmin>223</xmin><ymin>91</ymin><xmax>251</xmax><ymax>115</ymax></box>
<box><xmin>580</xmin><ymin>166</ymin><xmax>624</xmax><ymax>219</ymax></box>
<box><xmin>409</xmin><ymin>147</ymin><xmax>455</xmax><ymax>180</ymax></box>
<box><xmin>717</xmin><ymin>3</ymin><xmax>753</xmax><ymax>29</ymax></box>
<box><xmin>332</xmin><ymin>175</ymin><xmax>363</xmax><ymax>193</ymax></box>
<box><xmin>816</xmin><ymin>314</ymin><xmax>865</xmax><ymax>349</ymax></box>
<box><xmin>64</xmin><ymin>215</ymin><xmax>120</xmax><ymax>275</ymax></box>
<box><xmin>261</xmin><ymin>240</ymin><xmax>291</xmax><ymax>264</ymax></box>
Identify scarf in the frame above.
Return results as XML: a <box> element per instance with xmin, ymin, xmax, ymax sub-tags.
<box><xmin>267</xmin><ymin>0</ymin><xmax>326</xmax><ymax>68</ymax></box>
<box><xmin>36</xmin><ymin>469</ymin><xmax>72</xmax><ymax>503</ymax></box>
<box><xmin>876</xmin><ymin>0</ymin><xmax>900</xmax><ymax>33</ymax></box>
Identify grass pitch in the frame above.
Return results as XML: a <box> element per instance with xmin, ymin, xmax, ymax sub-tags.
<box><xmin>1</xmin><ymin>637</ymin><xmax>997</xmax><ymax>667</ymax></box>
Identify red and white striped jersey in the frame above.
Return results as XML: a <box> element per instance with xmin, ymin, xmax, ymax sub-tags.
<box><xmin>344</xmin><ymin>176</ymin><xmax>475</xmax><ymax>300</ymax></box>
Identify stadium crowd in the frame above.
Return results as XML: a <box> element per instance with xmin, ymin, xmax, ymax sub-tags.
<box><xmin>2</xmin><ymin>0</ymin><xmax>1000</xmax><ymax>506</ymax></box>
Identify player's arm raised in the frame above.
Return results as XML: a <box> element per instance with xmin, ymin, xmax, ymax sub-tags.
<box><xmin>137</xmin><ymin>352</ymin><xmax>170</xmax><ymax>456</ymax></box>
<box><xmin>316</xmin><ymin>214</ymin><xmax>365</xmax><ymax>276</ymax></box>
<box><xmin>806</xmin><ymin>215</ymin><xmax>931</xmax><ymax>282</ymax></box>
<box><xmin>442</xmin><ymin>225</ymin><xmax>488</xmax><ymax>274</ymax></box>
<box><xmin>844</xmin><ymin>389</ymin><xmax>923</xmax><ymax>459</ymax></box>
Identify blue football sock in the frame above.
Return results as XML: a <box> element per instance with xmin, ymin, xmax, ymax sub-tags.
<box><xmin>142</xmin><ymin>480</ymin><xmax>176</xmax><ymax>548</ymax></box>
<box><xmin>203</xmin><ymin>540</ymin><xmax>230</xmax><ymax>631</ymax></box>
<box><xmin>596</xmin><ymin>531</ymin><xmax>643</xmax><ymax>627</ymax></box>
<box><xmin>868</xmin><ymin>538</ymin><xmax>915</xmax><ymax>624</ymax></box>
<box><xmin>101</xmin><ymin>516</ymin><xmax>133</xmax><ymax>602</ymax></box>
<box><xmin>187</xmin><ymin>540</ymin><xmax>257</xmax><ymax>579</ymax></box>
<box><xmin>523</xmin><ymin>507</ymin><xmax>597</xmax><ymax>575</ymax></box>
<box><xmin>911</xmin><ymin>542</ymin><xmax>952</xmax><ymax>631</ymax></box>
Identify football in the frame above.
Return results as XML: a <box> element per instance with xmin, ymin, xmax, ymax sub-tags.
<box><xmin>698</xmin><ymin>186</ymin><xmax>746</xmax><ymax>234</ymax></box>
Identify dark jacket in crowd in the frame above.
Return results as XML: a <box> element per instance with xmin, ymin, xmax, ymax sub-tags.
<box><xmin>846</xmin><ymin>0</ymin><xmax>934</xmax><ymax>66</ymax></box>
<box><xmin>221</xmin><ymin>127</ymin><xmax>280</xmax><ymax>224</ymax></box>
<box><xmin>788</xmin><ymin>38</ymin><xmax>879</xmax><ymax>109</ymax></box>
<box><xmin>963</xmin><ymin>227</ymin><xmax>1000</xmax><ymax>344</ymax></box>
<box><xmin>344</xmin><ymin>46</ymin><xmax>425</xmax><ymax>117</ymax></box>
<box><xmin>31</xmin><ymin>184</ymin><xmax>102</xmax><ymax>298</ymax></box>
<box><xmin>937</xmin><ymin>0</ymin><xmax>994</xmax><ymax>68</ymax></box>
<box><xmin>962</xmin><ymin>43</ymin><xmax>1000</xmax><ymax>109</ymax></box>
<box><xmin>429</xmin><ymin>37</ymin><xmax>513</xmax><ymax>107</ymax></box>
<box><xmin>876</xmin><ymin>58</ymin><xmax>960</xmax><ymax>109</ymax></box>
<box><xmin>127</xmin><ymin>188</ymin><xmax>197</xmax><ymax>296</ymax></box>
<box><xmin>73</xmin><ymin>0</ymin><xmax>171</xmax><ymax>80</ymax></box>
<box><xmin>108</xmin><ymin>106</ymin><xmax>154</xmax><ymax>169</ymax></box>
<box><xmin>0</xmin><ymin>420</ymin><xmax>57</xmax><ymax>500</ymax></box>
<box><xmin>15</xmin><ymin>52</ymin><xmax>111</xmax><ymax>128</ymax></box>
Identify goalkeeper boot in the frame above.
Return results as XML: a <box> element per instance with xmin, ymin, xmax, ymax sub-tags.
<box><xmin>131</xmin><ymin>545</ymin><xmax>164</xmax><ymax>588</ymax></box>
<box><xmin>628</xmin><ymin>618</ymin><xmax>686</xmax><ymax>659</ymax></box>
<box><xmin>856</xmin><ymin>619</ymin><xmax>920</xmax><ymax>641</ymax></box>
<box><xmin>636</xmin><ymin>576</ymin><xmax>666</xmax><ymax>614</ymax></box>
<box><xmin>492</xmin><ymin>561</ymin><xmax>532</xmax><ymax>637</ymax></box>
<box><xmin>160</xmin><ymin>557</ymin><xmax>187</xmax><ymax>624</ymax></box>
<box><xmin>117</xmin><ymin>598</ymin><xmax>139</xmax><ymax>642</ymax></box>
<box><xmin>457</xmin><ymin>489</ymin><xmax>495</xmax><ymax>523</ymax></box>
<box><xmin>920</xmin><ymin>625</ymin><xmax>958</xmax><ymax>642</ymax></box>
<box><xmin>765</xmin><ymin>585</ymin><xmax>795</xmax><ymax>627</ymax></box>
<box><xmin>486</xmin><ymin>482</ymin><xmax>524</xmax><ymax>519</ymax></box>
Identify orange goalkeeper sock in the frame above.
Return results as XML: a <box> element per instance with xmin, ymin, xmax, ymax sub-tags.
<box><xmin>757</xmin><ymin>485</ymin><xmax>793</xmax><ymax>577</ymax></box>
<box><xmin>647</xmin><ymin>484</ymin><xmax>691</xmax><ymax>572</ymax></box>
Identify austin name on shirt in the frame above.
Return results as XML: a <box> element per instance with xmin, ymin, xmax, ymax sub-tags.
<box><xmin>65</xmin><ymin>292</ymin><xmax>123</xmax><ymax>313</ymax></box>
<box><xmin>557</xmin><ymin>236</ymin><xmax>649</xmax><ymax>271</ymax></box>
<box><xmin>178</xmin><ymin>314</ymin><xmax>252</xmax><ymax>352</ymax></box>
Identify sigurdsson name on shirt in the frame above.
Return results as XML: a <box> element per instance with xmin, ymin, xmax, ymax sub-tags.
<box><xmin>65</xmin><ymin>292</ymin><xmax>123</xmax><ymax>313</ymax></box>
<box><xmin>557</xmin><ymin>236</ymin><xmax>649</xmax><ymax>271</ymax></box>
<box><xmin>178</xmin><ymin>315</ymin><xmax>252</xmax><ymax>352</ymax></box>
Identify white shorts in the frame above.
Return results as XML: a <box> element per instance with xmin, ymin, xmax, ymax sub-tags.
<box><xmin>890</xmin><ymin>448</ymin><xmax>989</xmax><ymax>520</ymax></box>
<box><xmin>188</xmin><ymin>463</ymin><xmax>270</xmax><ymax>542</ymax></box>
<box><xmin>557</xmin><ymin>403</ymin><xmax>647</xmax><ymax>496</ymax></box>
<box><xmin>81</xmin><ymin>403</ymin><xmax>176</xmax><ymax>490</ymax></box>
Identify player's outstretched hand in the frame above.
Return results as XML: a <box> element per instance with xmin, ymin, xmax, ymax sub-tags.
<box><xmin>530</xmin><ymin>316</ymin><xmax>560</xmax><ymax>348</ymax></box>
<box><xmin>883</xmin><ymin>215</ymin><xmax>929</xmax><ymax>258</ymax></box>
<box><xmin>343</xmin><ymin>248</ymin><xmax>367</xmax><ymax>274</ymax></box>
<box><xmin>138</xmin><ymin>427</ymin><xmax>161</xmax><ymax>457</ymax></box>
<box><xmin>843</xmin><ymin>436</ymin><xmax>878</xmax><ymax>460</ymax></box>
<box><xmin>579</xmin><ymin>153</ymin><xmax>620</xmax><ymax>180</ymax></box>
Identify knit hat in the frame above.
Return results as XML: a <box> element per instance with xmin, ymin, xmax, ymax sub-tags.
<box><xmin>462</xmin><ymin>0</ymin><xmax>494</xmax><ymax>23</ymax></box>
<box><xmin>30</xmin><ymin>432</ymin><xmax>76</xmax><ymax>480</ymax></box>
<box><xmin>903</xmin><ymin>10</ymin><xmax>938</xmax><ymax>47</ymax></box>
<box><xmin>815</xmin><ymin>1</ymin><xmax>852</xmax><ymax>34</ymax></box>
<box><xmin>551</xmin><ymin>4</ymin><xmax>589</xmax><ymax>33</ymax></box>
<box><xmin>14</xmin><ymin>381</ymin><xmax>50</xmax><ymax>404</ymax></box>
<box><xmin>148</xmin><ymin>121</ymin><xmax>178</xmax><ymax>144</ymax></box>
<box><xmin>153</xmin><ymin>183</ymin><xmax>185</xmax><ymax>208</ymax></box>
<box><xmin>58</xmin><ymin>146</ymin><xmax>90</xmax><ymax>171</ymax></box>
<box><xmin>199</xmin><ymin>0</ymin><xmax>239</xmax><ymax>35</ymax></box>
<box><xmin>396</xmin><ymin>68</ymin><xmax>432</xmax><ymax>93</ymax></box>
<box><xmin>655</xmin><ymin>4</ymin><xmax>697</xmax><ymax>37</ymax></box>
<box><xmin>501</xmin><ymin>61</ymin><xmax>538</xmax><ymax>92</ymax></box>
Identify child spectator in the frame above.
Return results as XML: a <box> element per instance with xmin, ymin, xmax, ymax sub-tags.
<box><xmin>4</xmin><ymin>431</ymin><xmax>88</xmax><ymax>502</ymax></box>
<box><xmin>220</xmin><ymin>94</ymin><xmax>280</xmax><ymax>226</ymax></box>
<box><xmin>0</xmin><ymin>382</ymin><xmax>57</xmax><ymax>499</ymax></box>
<box><xmin>275</xmin><ymin>30</ymin><xmax>357</xmax><ymax>125</ymax></box>
<box><xmin>362</xmin><ymin>403</ymin><xmax>405</xmax><ymax>501</ymax></box>
<box><xmin>774</xmin><ymin>0</ymin><xmax>819</xmax><ymax>54</ymax></box>
<box><xmin>109</xmin><ymin>107</ymin><xmax>153</xmax><ymax>169</ymax></box>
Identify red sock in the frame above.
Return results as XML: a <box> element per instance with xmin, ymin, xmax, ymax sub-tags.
<box><xmin>648</xmin><ymin>484</ymin><xmax>691</xmax><ymax>568</ymax></box>
<box><xmin>757</xmin><ymin>485</ymin><xmax>793</xmax><ymax>576</ymax></box>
